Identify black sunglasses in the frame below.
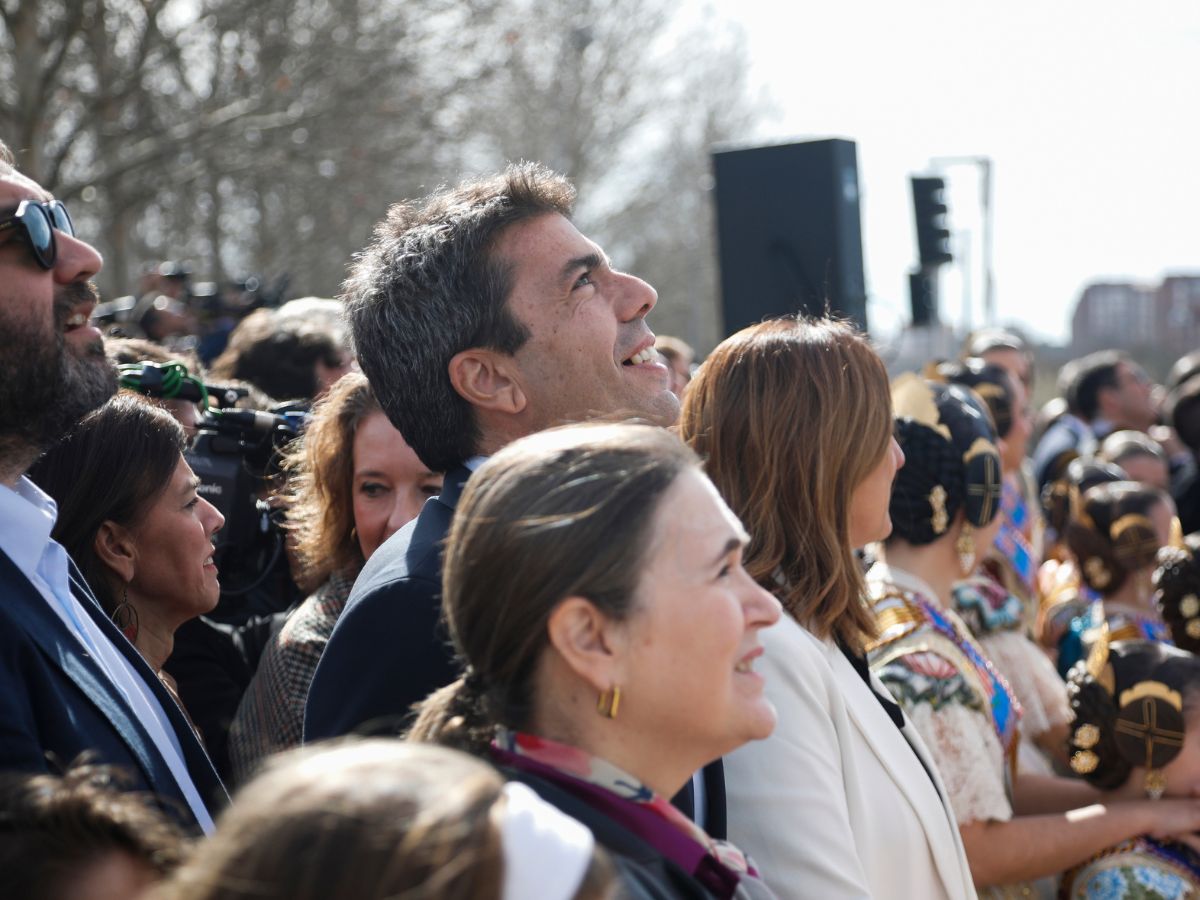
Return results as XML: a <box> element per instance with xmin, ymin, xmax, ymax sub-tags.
<box><xmin>0</xmin><ymin>199</ymin><xmax>75</xmax><ymax>270</ymax></box>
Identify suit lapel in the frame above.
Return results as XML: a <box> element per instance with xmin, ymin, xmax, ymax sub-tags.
<box><xmin>66</xmin><ymin>560</ymin><xmax>227</xmax><ymax>809</ymax></box>
<box><xmin>826</xmin><ymin>643</ymin><xmax>974</xmax><ymax>899</ymax></box>
<box><xmin>0</xmin><ymin>551</ymin><xmax>176</xmax><ymax>796</ymax></box>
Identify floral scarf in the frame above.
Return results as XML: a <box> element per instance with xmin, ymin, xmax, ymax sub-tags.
<box><xmin>493</xmin><ymin>728</ymin><xmax>755</xmax><ymax>877</ymax></box>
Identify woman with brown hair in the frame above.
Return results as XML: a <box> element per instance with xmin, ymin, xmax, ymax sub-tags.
<box><xmin>410</xmin><ymin>422</ymin><xmax>781</xmax><ymax>899</ymax></box>
<box><xmin>155</xmin><ymin>739</ymin><xmax>614</xmax><ymax>900</ymax></box>
<box><xmin>678</xmin><ymin>318</ymin><xmax>974</xmax><ymax>900</ymax></box>
<box><xmin>228</xmin><ymin>373</ymin><xmax>441</xmax><ymax>781</ymax></box>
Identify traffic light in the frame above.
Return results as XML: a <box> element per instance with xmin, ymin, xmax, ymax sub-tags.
<box><xmin>909</xmin><ymin>269</ymin><xmax>937</xmax><ymax>326</ymax></box>
<box><xmin>911</xmin><ymin>176</ymin><xmax>953</xmax><ymax>266</ymax></box>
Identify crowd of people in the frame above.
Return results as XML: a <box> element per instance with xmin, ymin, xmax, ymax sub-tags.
<box><xmin>6</xmin><ymin>134</ymin><xmax>1200</xmax><ymax>899</ymax></box>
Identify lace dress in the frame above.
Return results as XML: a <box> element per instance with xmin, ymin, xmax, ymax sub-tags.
<box><xmin>953</xmin><ymin>575</ymin><xmax>1071</xmax><ymax>775</ymax></box>
<box><xmin>867</xmin><ymin>563</ymin><xmax>1043</xmax><ymax>900</ymax></box>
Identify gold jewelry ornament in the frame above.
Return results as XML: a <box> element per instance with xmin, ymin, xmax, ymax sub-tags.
<box><xmin>1118</xmin><ymin>681</ymin><xmax>1184</xmax><ymax>712</ymax></box>
<box><xmin>929</xmin><ymin>485</ymin><xmax>949</xmax><ymax>535</ymax></box>
<box><xmin>1073</xmin><ymin>723</ymin><xmax>1100</xmax><ymax>750</ymax></box>
<box><xmin>956</xmin><ymin>523</ymin><xmax>977</xmax><ymax>575</ymax></box>
<box><xmin>1070</xmin><ymin>750</ymin><xmax>1099</xmax><ymax>775</ymax></box>
<box><xmin>1083</xmin><ymin>557</ymin><xmax>1113</xmax><ymax>590</ymax></box>
<box><xmin>1170</xmin><ymin>516</ymin><xmax>1187</xmax><ymax>552</ymax></box>
<box><xmin>890</xmin><ymin>373</ymin><xmax>952</xmax><ymax>440</ymax></box>
<box><xmin>597</xmin><ymin>686</ymin><xmax>621</xmax><ymax>719</ymax></box>
<box><xmin>1144</xmin><ymin>769</ymin><xmax>1167</xmax><ymax>800</ymax></box>
<box><xmin>1187</xmin><ymin>619</ymin><xmax>1200</xmax><ymax>640</ymax></box>
<box><xmin>1181</xmin><ymin>594</ymin><xmax>1200</xmax><ymax>619</ymax></box>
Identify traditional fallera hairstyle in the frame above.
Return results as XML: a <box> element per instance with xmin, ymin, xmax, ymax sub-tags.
<box><xmin>27</xmin><ymin>393</ymin><xmax>186</xmax><ymax>615</ymax></box>
<box><xmin>280</xmin><ymin>371</ymin><xmax>382</xmax><ymax>587</ymax></box>
<box><xmin>153</xmin><ymin>740</ymin><xmax>612</xmax><ymax>900</ymax></box>
<box><xmin>1066</xmin><ymin>639</ymin><xmax>1200</xmax><ymax>796</ymax></box>
<box><xmin>1155</xmin><ymin>533</ymin><xmax>1200</xmax><ymax>652</ymax></box>
<box><xmin>1064</xmin><ymin>481</ymin><xmax>1170</xmax><ymax>596</ymax></box>
<box><xmin>678</xmin><ymin>317</ymin><xmax>892</xmax><ymax>651</ymax></box>
<box><xmin>1041</xmin><ymin>457</ymin><xmax>1128</xmax><ymax>542</ymax></box>
<box><xmin>1100</xmin><ymin>430</ymin><xmax>1167</xmax><ymax>470</ymax></box>
<box><xmin>408</xmin><ymin>423</ymin><xmax>699</xmax><ymax>753</ymax></box>
<box><xmin>937</xmin><ymin>358</ymin><xmax>1015</xmax><ymax>439</ymax></box>
<box><xmin>0</xmin><ymin>764</ymin><xmax>186</xmax><ymax>899</ymax></box>
<box><xmin>342</xmin><ymin>162</ymin><xmax>576</xmax><ymax>473</ymax></box>
<box><xmin>887</xmin><ymin>376</ymin><xmax>1003</xmax><ymax>547</ymax></box>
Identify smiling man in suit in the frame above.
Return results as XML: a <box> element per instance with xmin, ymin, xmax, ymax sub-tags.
<box><xmin>305</xmin><ymin>160</ymin><xmax>736</xmax><ymax>796</ymax></box>
<box><xmin>0</xmin><ymin>139</ymin><xmax>224</xmax><ymax>832</ymax></box>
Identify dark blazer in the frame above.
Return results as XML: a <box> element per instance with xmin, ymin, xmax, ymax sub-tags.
<box><xmin>505</xmin><ymin>768</ymin><xmax>721</xmax><ymax>900</ymax></box>
<box><xmin>0</xmin><ymin>550</ymin><xmax>226</xmax><ymax>831</ymax></box>
<box><xmin>303</xmin><ymin>466</ymin><xmax>472</xmax><ymax>742</ymax></box>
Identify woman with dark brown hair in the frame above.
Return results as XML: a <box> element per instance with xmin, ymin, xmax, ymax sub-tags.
<box><xmin>678</xmin><ymin>318</ymin><xmax>974</xmax><ymax>900</ymax></box>
<box><xmin>870</xmin><ymin>378</ymin><xmax>1200</xmax><ymax>896</ymax></box>
<box><xmin>228</xmin><ymin>373</ymin><xmax>440</xmax><ymax>781</ymax></box>
<box><xmin>1065</xmin><ymin>481</ymin><xmax>1176</xmax><ymax>645</ymax></box>
<box><xmin>409</xmin><ymin>422</ymin><xmax>781</xmax><ymax>899</ymax></box>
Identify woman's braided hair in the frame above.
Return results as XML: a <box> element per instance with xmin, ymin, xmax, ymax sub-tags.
<box><xmin>1066</xmin><ymin>640</ymin><xmax>1200</xmax><ymax>790</ymax></box>
<box><xmin>1156</xmin><ymin>533</ymin><xmax>1200</xmax><ymax>652</ymax></box>
<box><xmin>888</xmin><ymin>377</ymin><xmax>1002</xmax><ymax>546</ymax></box>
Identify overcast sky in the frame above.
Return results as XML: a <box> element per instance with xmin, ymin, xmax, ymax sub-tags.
<box><xmin>697</xmin><ymin>0</ymin><xmax>1200</xmax><ymax>343</ymax></box>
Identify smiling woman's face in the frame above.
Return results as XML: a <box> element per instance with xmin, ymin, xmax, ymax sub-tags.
<box><xmin>126</xmin><ymin>454</ymin><xmax>224</xmax><ymax>624</ymax></box>
<box><xmin>611</xmin><ymin>468</ymin><xmax>782</xmax><ymax>767</ymax></box>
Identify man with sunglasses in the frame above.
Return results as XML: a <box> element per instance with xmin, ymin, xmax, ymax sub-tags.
<box><xmin>0</xmin><ymin>140</ymin><xmax>225</xmax><ymax>832</ymax></box>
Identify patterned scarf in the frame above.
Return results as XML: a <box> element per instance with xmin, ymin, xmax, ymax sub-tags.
<box><xmin>493</xmin><ymin>728</ymin><xmax>754</xmax><ymax>876</ymax></box>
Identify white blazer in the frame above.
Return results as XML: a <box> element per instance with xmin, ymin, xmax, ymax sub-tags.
<box><xmin>725</xmin><ymin>615</ymin><xmax>977</xmax><ymax>900</ymax></box>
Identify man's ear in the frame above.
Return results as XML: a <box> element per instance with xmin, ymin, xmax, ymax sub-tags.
<box><xmin>93</xmin><ymin>521</ymin><xmax>137</xmax><ymax>584</ymax></box>
<box><xmin>545</xmin><ymin>596</ymin><xmax>624</xmax><ymax>692</ymax></box>
<box><xmin>448</xmin><ymin>348</ymin><xmax>528</xmax><ymax>416</ymax></box>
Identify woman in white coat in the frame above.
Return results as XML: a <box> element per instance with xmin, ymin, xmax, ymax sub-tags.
<box><xmin>679</xmin><ymin>318</ymin><xmax>977</xmax><ymax>900</ymax></box>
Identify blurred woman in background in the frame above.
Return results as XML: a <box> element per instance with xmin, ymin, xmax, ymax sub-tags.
<box><xmin>156</xmin><ymin>740</ymin><xmax>614</xmax><ymax>900</ymax></box>
<box><xmin>229</xmin><ymin>372</ymin><xmax>441</xmax><ymax>782</ymax></box>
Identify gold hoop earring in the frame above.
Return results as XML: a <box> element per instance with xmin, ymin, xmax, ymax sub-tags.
<box><xmin>597</xmin><ymin>685</ymin><xmax>621</xmax><ymax>719</ymax></box>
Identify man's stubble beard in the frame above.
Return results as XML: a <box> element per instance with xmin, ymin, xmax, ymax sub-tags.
<box><xmin>0</xmin><ymin>281</ymin><xmax>117</xmax><ymax>461</ymax></box>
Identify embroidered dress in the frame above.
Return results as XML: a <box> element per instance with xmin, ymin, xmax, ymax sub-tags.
<box><xmin>228</xmin><ymin>569</ymin><xmax>356</xmax><ymax>783</ymax></box>
<box><xmin>493</xmin><ymin>729</ymin><xmax>773</xmax><ymax>900</ymax></box>
<box><xmin>985</xmin><ymin>474</ymin><xmax>1043</xmax><ymax>621</ymax></box>
<box><xmin>953</xmin><ymin>575</ymin><xmax>1071</xmax><ymax>774</ymax></box>
<box><xmin>1105</xmin><ymin>606</ymin><xmax>1173</xmax><ymax>645</ymax></box>
<box><xmin>867</xmin><ymin>564</ymin><xmax>1041</xmax><ymax>900</ymax></box>
<box><xmin>1060</xmin><ymin>835</ymin><xmax>1200</xmax><ymax>899</ymax></box>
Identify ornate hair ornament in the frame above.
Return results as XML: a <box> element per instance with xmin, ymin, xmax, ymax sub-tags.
<box><xmin>891</xmin><ymin>373</ymin><xmax>951</xmax><ymax>440</ymax></box>
<box><xmin>929</xmin><ymin>485</ymin><xmax>949</xmax><ymax>535</ymax></box>
<box><xmin>1115</xmin><ymin>679</ymin><xmax>1186</xmax><ymax>800</ymax></box>
<box><xmin>1083</xmin><ymin>557</ymin><xmax>1113</xmax><ymax>590</ymax></box>
<box><xmin>1070</xmin><ymin>715</ymin><xmax>1104</xmax><ymax>776</ymax></box>
<box><xmin>962</xmin><ymin>437</ymin><xmax>1002</xmax><ymax>525</ymax></box>
<box><xmin>1169</xmin><ymin>516</ymin><xmax>1188</xmax><ymax>552</ymax></box>
<box><xmin>1085</xmin><ymin>623</ymin><xmax>1115</xmax><ymax>696</ymax></box>
<box><xmin>1110</xmin><ymin>513</ymin><xmax>1156</xmax><ymax>542</ymax></box>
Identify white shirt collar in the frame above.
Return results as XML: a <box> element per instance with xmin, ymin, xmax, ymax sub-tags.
<box><xmin>462</xmin><ymin>455</ymin><xmax>489</xmax><ymax>472</ymax></box>
<box><xmin>0</xmin><ymin>477</ymin><xmax>58</xmax><ymax>574</ymax></box>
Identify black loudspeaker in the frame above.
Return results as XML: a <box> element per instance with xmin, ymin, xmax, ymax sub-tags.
<box><xmin>712</xmin><ymin>139</ymin><xmax>868</xmax><ymax>336</ymax></box>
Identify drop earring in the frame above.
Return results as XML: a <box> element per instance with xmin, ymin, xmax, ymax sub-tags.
<box><xmin>956</xmin><ymin>523</ymin><xmax>976</xmax><ymax>576</ymax></box>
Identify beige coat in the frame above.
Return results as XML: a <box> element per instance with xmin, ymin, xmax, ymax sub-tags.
<box><xmin>724</xmin><ymin>615</ymin><xmax>978</xmax><ymax>900</ymax></box>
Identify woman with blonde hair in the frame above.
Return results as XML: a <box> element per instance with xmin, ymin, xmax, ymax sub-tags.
<box><xmin>678</xmin><ymin>317</ymin><xmax>975</xmax><ymax>900</ymax></box>
<box><xmin>410</xmin><ymin>422</ymin><xmax>781</xmax><ymax>899</ymax></box>
<box><xmin>228</xmin><ymin>373</ymin><xmax>440</xmax><ymax>781</ymax></box>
